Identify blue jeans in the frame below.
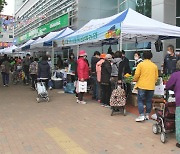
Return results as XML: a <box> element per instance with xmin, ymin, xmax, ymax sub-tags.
<box><xmin>137</xmin><ymin>89</ymin><xmax>154</xmax><ymax>116</ymax></box>
<box><xmin>1</xmin><ymin>72</ymin><xmax>9</xmax><ymax>85</ymax></box>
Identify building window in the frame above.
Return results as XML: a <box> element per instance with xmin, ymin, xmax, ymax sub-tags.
<box><xmin>9</xmin><ymin>35</ymin><xmax>13</xmax><ymax>38</ymax></box>
<box><xmin>176</xmin><ymin>0</ymin><xmax>180</xmax><ymax>49</ymax></box>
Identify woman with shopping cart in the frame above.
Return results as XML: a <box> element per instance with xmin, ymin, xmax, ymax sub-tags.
<box><xmin>38</xmin><ymin>55</ymin><xmax>51</xmax><ymax>89</ymax></box>
<box><xmin>166</xmin><ymin>60</ymin><xmax>180</xmax><ymax>148</ymax></box>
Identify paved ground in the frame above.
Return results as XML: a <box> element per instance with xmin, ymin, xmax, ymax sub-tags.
<box><xmin>0</xmin><ymin>83</ymin><xmax>180</xmax><ymax>154</ymax></box>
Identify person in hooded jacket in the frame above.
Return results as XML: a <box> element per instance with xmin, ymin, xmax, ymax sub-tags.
<box><xmin>96</xmin><ymin>53</ymin><xmax>106</xmax><ymax>103</ymax></box>
<box><xmin>101</xmin><ymin>54</ymin><xmax>112</xmax><ymax>107</ymax></box>
<box><xmin>38</xmin><ymin>55</ymin><xmax>50</xmax><ymax>89</ymax></box>
<box><xmin>111</xmin><ymin>51</ymin><xmax>122</xmax><ymax>90</ymax></box>
<box><xmin>77</xmin><ymin>50</ymin><xmax>89</xmax><ymax>104</ymax></box>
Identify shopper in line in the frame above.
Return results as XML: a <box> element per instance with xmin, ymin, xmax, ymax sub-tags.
<box><xmin>163</xmin><ymin>45</ymin><xmax>179</xmax><ymax>75</ymax></box>
<box><xmin>29</xmin><ymin>58</ymin><xmax>39</xmax><ymax>89</ymax></box>
<box><xmin>111</xmin><ymin>51</ymin><xmax>122</xmax><ymax>91</ymax></box>
<box><xmin>22</xmin><ymin>54</ymin><xmax>31</xmax><ymax>85</ymax></box>
<box><xmin>1</xmin><ymin>54</ymin><xmax>11</xmax><ymax>87</ymax></box>
<box><xmin>77</xmin><ymin>50</ymin><xmax>89</xmax><ymax>104</ymax></box>
<box><xmin>166</xmin><ymin>60</ymin><xmax>180</xmax><ymax>148</ymax></box>
<box><xmin>101</xmin><ymin>54</ymin><xmax>112</xmax><ymax>108</ymax></box>
<box><xmin>91</xmin><ymin>51</ymin><xmax>100</xmax><ymax>100</ymax></box>
<box><xmin>134</xmin><ymin>51</ymin><xmax>158</xmax><ymax>122</ymax></box>
<box><xmin>96</xmin><ymin>53</ymin><xmax>106</xmax><ymax>103</ymax></box>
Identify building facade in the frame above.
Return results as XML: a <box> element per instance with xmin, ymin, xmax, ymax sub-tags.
<box><xmin>0</xmin><ymin>15</ymin><xmax>14</xmax><ymax>49</ymax></box>
<box><xmin>14</xmin><ymin>0</ymin><xmax>117</xmax><ymax>45</ymax></box>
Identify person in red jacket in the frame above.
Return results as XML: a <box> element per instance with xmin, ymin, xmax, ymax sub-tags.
<box><xmin>77</xmin><ymin>50</ymin><xmax>89</xmax><ymax>104</ymax></box>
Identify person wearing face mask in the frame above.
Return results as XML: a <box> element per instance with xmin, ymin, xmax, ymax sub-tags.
<box><xmin>163</xmin><ymin>45</ymin><xmax>180</xmax><ymax>75</ymax></box>
<box><xmin>76</xmin><ymin>50</ymin><xmax>89</xmax><ymax>104</ymax></box>
<box><xmin>132</xmin><ymin>51</ymin><xmax>143</xmax><ymax>75</ymax></box>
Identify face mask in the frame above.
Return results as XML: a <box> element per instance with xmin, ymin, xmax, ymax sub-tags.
<box><xmin>84</xmin><ymin>56</ymin><xmax>87</xmax><ymax>59</ymax></box>
<box><xmin>71</xmin><ymin>56</ymin><xmax>74</xmax><ymax>59</ymax></box>
<box><xmin>167</xmin><ymin>51</ymin><xmax>171</xmax><ymax>55</ymax></box>
<box><xmin>134</xmin><ymin>57</ymin><xmax>139</xmax><ymax>60</ymax></box>
<box><xmin>48</xmin><ymin>58</ymin><xmax>51</xmax><ymax>61</ymax></box>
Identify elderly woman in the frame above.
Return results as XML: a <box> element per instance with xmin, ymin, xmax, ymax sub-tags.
<box><xmin>166</xmin><ymin>60</ymin><xmax>180</xmax><ymax>148</ymax></box>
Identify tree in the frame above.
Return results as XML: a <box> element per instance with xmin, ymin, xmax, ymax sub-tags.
<box><xmin>136</xmin><ymin>0</ymin><xmax>151</xmax><ymax>18</ymax></box>
<box><xmin>0</xmin><ymin>0</ymin><xmax>7</xmax><ymax>13</ymax></box>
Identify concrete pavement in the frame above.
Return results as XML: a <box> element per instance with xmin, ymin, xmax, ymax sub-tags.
<box><xmin>0</xmin><ymin>84</ymin><xmax>179</xmax><ymax>154</ymax></box>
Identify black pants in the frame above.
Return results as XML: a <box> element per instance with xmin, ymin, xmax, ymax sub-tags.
<box><xmin>31</xmin><ymin>74</ymin><xmax>37</xmax><ymax>89</ymax></box>
<box><xmin>101</xmin><ymin>84</ymin><xmax>111</xmax><ymax>106</ymax></box>
<box><xmin>78</xmin><ymin>92</ymin><xmax>84</xmax><ymax>101</ymax></box>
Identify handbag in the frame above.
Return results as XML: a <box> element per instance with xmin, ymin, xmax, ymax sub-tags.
<box><xmin>76</xmin><ymin>81</ymin><xmax>87</xmax><ymax>93</ymax></box>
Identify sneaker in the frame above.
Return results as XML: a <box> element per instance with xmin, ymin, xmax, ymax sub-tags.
<box><xmin>77</xmin><ymin>100</ymin><xmax>80</xmax><ymax>103</ymax></box>
<box><xmin>5</xmin><ymin>84</ymin><xmax>8</xmax><ymax>87</ymax></box>
<box><xmin>98</xmin><ymin>100</ymin><xmax>101</xmax><ymax>103</ymax></box>
<box><xmin>80</xmin><ymin>101</ymin><xmax>87</xmax><ymax>104</ymax></box>
<box><xmin>3</xmin><ymin>85</ymin><xmax>6</xmax><ymax>87</ymax></box>
<box><xmin>105</xmin><ymin>105</ymin><xmax>111</xmax><ymax>108</ymax></box>
<box><xmin>78</xmin><ymin>101</ymin><xmax>87</xmax><ymax>104</ymax></box>
<box><xmin>135</xmin><ymin>115</ymin><xmax>145</xmax><ymax>122</ymax></box>
<box><xmin>101</xmin><ymin>104</ymin><xmax>105</xmax><ymax>107</ymax></box>
<box><xmin>49</xmin><ymin>87</ymin><xmax>53</xmax><ymax>90</ymax></box>
<box><xmin>176</xmin><ymin>143</ymin><xmax>180</xmax><ymax>148</ymax></box>
<box><xmin>145</xmin><ymin>114</ymin><xmax>149</xmax><ymax>120</ymax></box>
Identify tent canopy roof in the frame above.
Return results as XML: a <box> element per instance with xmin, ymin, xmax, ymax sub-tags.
<box><xmin>56</xmin><ymin>8</ymin><xmax>180</xmax><ymax>46</ymax></box>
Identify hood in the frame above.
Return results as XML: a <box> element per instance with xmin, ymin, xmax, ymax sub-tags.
<box><xmin>112</xmin><ymin>58</ymin><xmax>122</xmax><ymax>64</ymax></box>
<box><xmin>97</xmin><ymin>59</ymin><xmax>104</xmax><ymax>66</ymax></box>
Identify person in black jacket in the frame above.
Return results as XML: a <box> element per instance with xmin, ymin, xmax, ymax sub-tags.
<box><xmin>91</xmin><ymin>51</ymin><xmax>100</xmax><ymax>100</ymax></box>
<box><xmin>38</xmin><ymin>55</ymin><xmax>50</xmax><ymax>89</ymax></box>
<box><xmin>163</xmin><ymin>45</ymin><xmax>180</xmax><ymax>75</ymax></box>
<box><xmin>101</xmin><ymin>54</ymin><xmax>112</xmax><ymax>107</ymax></box>
<box><xmin>118</xmin><ymin>50</ymin><xmax>131</xmax><ymax>96</ymax></box>
<box><xmin>118</xmin><ymin>50</ymin><xmax>131</xmax><ymax>81</ymax></box>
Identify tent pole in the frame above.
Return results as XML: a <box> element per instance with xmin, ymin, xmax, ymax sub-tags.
<box><xmin>77</xmin><ymin>45</ymin><xmax>80</xmax><ymax>60</ymax></box>
<box><xmin>51</xmin><ymin>42</ymin><xmax>55</xmax><ymax>73</ymax></box>
<box><xmin>120</xmin><ymin>32</ymin><xmax>123</xmax><ymax>52</ymax></box>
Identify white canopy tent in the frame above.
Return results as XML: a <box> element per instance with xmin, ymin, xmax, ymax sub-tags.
<box><xmin>55</xmin><ymin>8</ymin><xmax>180</xmax><ymax>48</ymax></box>
<box><xmin>0</xmin><ymin>45</ymin><xmax>18</xmax><ymax>54</ymax></box>
<box><xmin>30</xmin><ymin>27</ymin><xmax>74</xmax><ymax>49</ymax></box>
<box><xmin>15</xmin><ymin>39</ymin><xmax>35</xmax><ymax>52</ymax></box>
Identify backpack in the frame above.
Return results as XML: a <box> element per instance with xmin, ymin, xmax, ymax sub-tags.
<box><xmin>29</xmin><ymin>62</ymin><xmax>38</xmax><ymax>74</ymax></box>
<box><xmin>1</xmin><ymin>63</ymin><xmax>6</xmax><ymax>72</ymax></box>
<box><xmin>110</xmin><ymin>85</ymin><xmax>126</xmax><ymax>107</ymax></box>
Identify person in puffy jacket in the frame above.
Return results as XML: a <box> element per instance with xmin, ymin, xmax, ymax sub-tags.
<box><xmin>38</xmin><ymin>55</ymin><xmax>50</xmax><ymax>89</ymax></box>
<box><xmin>77</xmin><ymin>50</ymin><xmax>89</xmax><ymax>104</ymax></box>
<box><xmin>96</xmin><ymin>53</ymin><xmax>106</xmax><ymax>102</ymax></box>
<box><xmin>101</xmin><ymin>54</ymin><xmax>112</xmax><ymax>107</ymax></box>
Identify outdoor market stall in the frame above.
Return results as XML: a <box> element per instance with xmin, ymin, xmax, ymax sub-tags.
<box><xmin>54</xmin><ymin>8</ymin><xmax>180</xmax><ymax>104</ymax></box>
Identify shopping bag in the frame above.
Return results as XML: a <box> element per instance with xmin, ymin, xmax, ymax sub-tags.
<box><xmin>76</xmin><ymin>81</ymin><xmax>87</xmax><ymax>93</ymax></box>
<box><xmin>154</xmin><ymin>78</ymin><xmax>165</xmax><ymax>96</ymax></box>
<box><xmin>64</xmin><ymin>83</ymin><xmax>75</xmax><ymax>94</ymax></box>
